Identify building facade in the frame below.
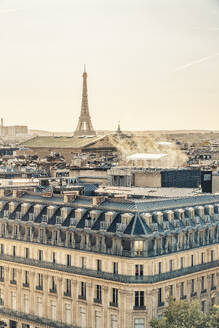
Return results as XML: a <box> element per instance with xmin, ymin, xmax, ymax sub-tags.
<box><xmin>0</xmin><ymin>191</ymin><xmax>218</xmax><ymax>328</ymax></box>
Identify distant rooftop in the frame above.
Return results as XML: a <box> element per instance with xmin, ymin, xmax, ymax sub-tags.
<box><xmin>20</xmin><ymin>135</ymin><xmax>106</xmax><ymax>149</ymax></box>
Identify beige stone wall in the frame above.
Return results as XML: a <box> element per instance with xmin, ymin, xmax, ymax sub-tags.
<box><xmin>134</xmin><ymin>172</ymin><xmax>162</xmax><ymax>188</ymax></box>
<box><xmin>0</xmin><ymin>238</ymin><xmax>218</xmax><ymax>328</ymax></box>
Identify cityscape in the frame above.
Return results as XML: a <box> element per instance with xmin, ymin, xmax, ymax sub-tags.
<box><xmin>0</xmin><ymin>1</ymin><xmax>219</xmax><ymax>328</ymax></box>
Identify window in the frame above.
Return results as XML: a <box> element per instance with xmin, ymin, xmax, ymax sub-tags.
<box><xmin>12</xmin><ymin>246</ymin><xmax>16</xmax><ymax>257</ymax></box>
<box><xmin>65</xmin><ymin>279</ymin><xmax>71</xmax><ymax>296</ymax></box>
<box><xmin>0</xmin><ymin>244</ymin><xmax>4</xmax><ymax>254</ymax></box>
<box><xmin>50</xmin><ymin>276</ymin><xmax>56</xmax><ymax>292</ymax></box>
<box><xmin>111</xmin><ymin>315</ymin><xmax>118</xmax><ymax>328</ymax></box>
<box><xmin>66</xmin><ymin>254</ymin><xmax>71</xmax><ymax>266</ymax></box>
<box><xmin>135</xmin><ymin>264</ymin><xmax>143</xmax><ymax>278</ymax></box>
<box><xmin>201</xmin><ymin>300</ymin><xmax>205</xmax><ymax>312</ymax></box>
<box><xmin>11</xmin><ymin>268</ymin><xmax>16</xmax><ymax>283</ymax></box>
<box><xmin>191</xmin><ymin>279</ymin><xmax>195</xmax><ymax>293</ymax></box>
<box><xmin>211</xmin><ymin>250</ymin><xmax>214</xmax><ymax>262</ymax></box>
<box><xmin>95</xmin><ymin>310</ymin><xmax>102</xmax><ymax>328</ymax></box>
<box><xmin>51</xmin><ymin>301</ymin><xmax>56</xmax><ymax>320</ymax></box>
<box><xmin>97</xmin><ymin>259</ymin><xmax>101</xmax><ymax>272</ymax></box>
<box><xmin>134</xmin><ymin>291</ymin><xmax>144</xmax><ymax>308</ymax></box>
<box><xmin>180</xmin><ymin>282</ymin><xmax>184</xmax><ymax>298</ymax></box>
<box><xmin>201</xmin><ymin>277</ymin><xmax>205</xmax><ymax>291</ymax></box>
<box><xmin>81</xmin><ymin>257</ymin><xmax>86</xmax><ymax>269</ymax></box>
<box><xmin>180</xmin><ymin>257</ymin><xmax>184</xmax><ymax>269</ymax></box>
<box><xmin>158</xmin><ymin>288</ymin><xmax>163</xmax><ymax>306</ymax></box>
<box><xmin>24</xmin><ymin>294</ymin><xmax>29</xmax><ymax>313</ymax></box>
<box><xmin>37</xmin><ymin>296</ymin><xmax>42</xmax><ymax>316</ymax></box>
<box><xmin>25</xmin><ymin>248</ymin><xmax>29</xmax><ymax>259</ymax></box>
<box><xmin>201</xmin><ymin>252</ymin><xmax>204</xmax><ymax>264</ymax></box>
<box><xmin>135</xmin><ymin>240</ymin><xmax>143</xmax><ymax>256</ymax></box>
<box><xmin>80</xmin><ymin>282</ymin><xmax>86</xmax><ymax>299</ymax></box>
<box><xmin>80</xmin><ymin>307</ymin><xmax>86</xmax><ymax>328</ymax></box>
<box><xmin>52</xmin><ymin>252</ymin><xmax>56</xmax><ymax>264</ymax></box>
<box><xmin>113</xmin><ymin>262</ymin><xmax>118</xmax><ymax>274</ymax></box>
<box><xmin>158</xmin><ymin>262</ymin><xmax>162</xmax><ymax>274</ymax></box>
<box><xmin>0</xmin><ymin>266</ymin><xmax>4</xmax><ymax>281</ymax></box>
<box><xmin>11</xmin><ymin>292</ymin><xmax>16</xmax><ymax>311</ymax></box>
<box><xmin>65</xmin><ymin>303</ymin><xmax>71</xmax><ymax>325</ymax></box>
<box><xmin>169</xmin><ymin>260</ymin><xmax>173</xmax><ymax>272</ymax></box>
<box><xmin>169</xmin><ymin>285</ymin><xmax>173</xmax><ymax>297</ymax></box>
<box><xmin>95</xmin><ymin>285</ymin><xmax>102</xmax><ymax>302</ymax></box>
<box><xmin>38</xmin><ymin>250</ymin><xmax>43</xmax><ymax>262</ymax></box>
<box><xmin>112</xmin><ymin>288</ymin><xmax>118</xmax><ymax>306</ymax></box>
<box><xmin>191</xmin><ymin>255</ymin><xmax>194</xmax><ymax>267</ymax></box>
<box><xmin>134</xmin><ymin>318</ymin><xmax>145</xmax><ymax>328</ymax></box>
<box><xmin>211</xmin><ymin>274</ymin><xmax>215</xmax><ymax>289</ymax></box>
<box><xmin>37</xmin><ymin>273</ymin><xmax>43</xmax><ymax>290</ymax></box>
<box><xmin>24</xmin><ymin>271</ymin><xmax>29</xmax><ymax>287</ymax></box>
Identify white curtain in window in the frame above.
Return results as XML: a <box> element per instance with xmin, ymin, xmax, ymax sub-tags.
<box><xmin>65</xmin><ymin>303</ymin><xmax>71</xmax><ymax>324</ymax></box>
<box><xmin>80</xmin><ymin>307</ymin><xmax>86</xmax><ymax>328</ymax></box>
<box><xmin>134</xmin><ymin>318</ymin><xmax>145</xmax><ymax>328</ymax></box>
<box><xmin>11</xmin><ymin>291</ymin><xmax>16</xmax><ymax>310</ymax></box>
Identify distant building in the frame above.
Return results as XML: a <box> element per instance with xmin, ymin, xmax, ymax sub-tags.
<box><xmin>0</xmin><ymin>118</ymin><xmax>28</xmax><ymax>137</ymax></box>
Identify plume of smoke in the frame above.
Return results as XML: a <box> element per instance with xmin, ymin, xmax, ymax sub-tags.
<box><xmin>108</xmin><ymin>134</ymin><xmax>187</xmax><ymax>168</ymax></box>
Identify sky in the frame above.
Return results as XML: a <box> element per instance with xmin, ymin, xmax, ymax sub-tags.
<box><xmin>1</xmin><ymin>0</ymin><xmax>219</xmax><ymax>132</ymax></box>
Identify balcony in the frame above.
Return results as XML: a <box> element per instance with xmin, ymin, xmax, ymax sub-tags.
<box><xmin>158</xmin><ymin>302</ymin><xmax>165</xmax><ymax>307</ymax></box>
<box><xmin>64</xmin><ymin>291</ymin><xmax>71</xmax><ymax>297</ymax></box>
<box><xmin>23</xmin><ymin>283</ymin><xmax>29</xmax><ymax>288</ymax></box>
<box><xmin>49</xmin><ymin>288</ymin><xmax>57</xmax><ymax>294</ymax></box>
<box><xmin>93</xmin><ymin>298</ymin><xmax>102</xmax><ymax>304</ymax></box>
<box><xmin>211</xmin><ymin>286</ymin><xmax>216</xmax><ymax>291</ymax></box>
<box><xmin>36</xmin><ymin>285</ymin><xmax>43</xmax><ymax>291</ymax></box>
<box><xmin>109</xmin><ymin>302</ymin><xmax>118</xmax><ymax>308</ymax></box>
<box><xmin>180</xmin><ymin>295</ymin><xmax>187</xmax><ymax>300</ymax></box>
<box><xmin>191</xmin><ymin>292</ymin><xmax>197</xmax><ymax>297</ymax></box>
<box><xmin>78</xmin><ymin>295</ymin><xmax>86</xmax><ymax>300</ymax></box>
<box><xmin>10</xmin><ymin>280</ymin><xmax>17</xmax><ymax>285</ymax></box>
<box><xmin>133</xmin><ymin>305</ymin><xmax>146</xmax><ymax>311</ymax></box>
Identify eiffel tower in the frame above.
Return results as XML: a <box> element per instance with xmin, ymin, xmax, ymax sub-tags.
<box><xmin>74</xmin><ymin>67</ymin><xmax>96</xmax><ymax>136</ymax></box>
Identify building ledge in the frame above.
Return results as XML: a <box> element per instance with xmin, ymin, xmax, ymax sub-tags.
<box><xmin>0</xmin><ymin>307</ymin><xmax>79</xmax><ymax>328</ymax></box>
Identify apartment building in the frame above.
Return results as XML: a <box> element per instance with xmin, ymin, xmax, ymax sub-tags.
<box><xmin>0</xmin><ymin>190</ymin><xmax>218</xmax><ymax>328</ymax></box>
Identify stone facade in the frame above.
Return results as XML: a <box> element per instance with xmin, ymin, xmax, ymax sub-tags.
<box><xmin>0</xmin><ymin>192</ymin><xmax>218</xmax><ymax>328</ymax></box>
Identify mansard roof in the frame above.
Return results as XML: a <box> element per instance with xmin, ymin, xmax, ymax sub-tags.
<box><xmin>0</xmin><ymin>192</ymin><xmax>219</xmax><ymax>238</ymax></box>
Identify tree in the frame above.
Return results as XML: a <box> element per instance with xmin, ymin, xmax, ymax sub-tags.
<box><xmin>150</xmin><ymin>298</ymin><xmax>219</xmax><ymax>328</ymax></box>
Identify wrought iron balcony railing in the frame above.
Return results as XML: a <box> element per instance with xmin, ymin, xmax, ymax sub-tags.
<box><xmin>0</xmin><ymin>254</ymin><xmax>218</xmax><ymax>284</ymax></box>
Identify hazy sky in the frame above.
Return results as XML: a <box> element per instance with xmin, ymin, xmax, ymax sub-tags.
<box><xmin>1</xmin><ymin>0</ymin><xmax>219</xmax><ymax>131</ymax></box>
